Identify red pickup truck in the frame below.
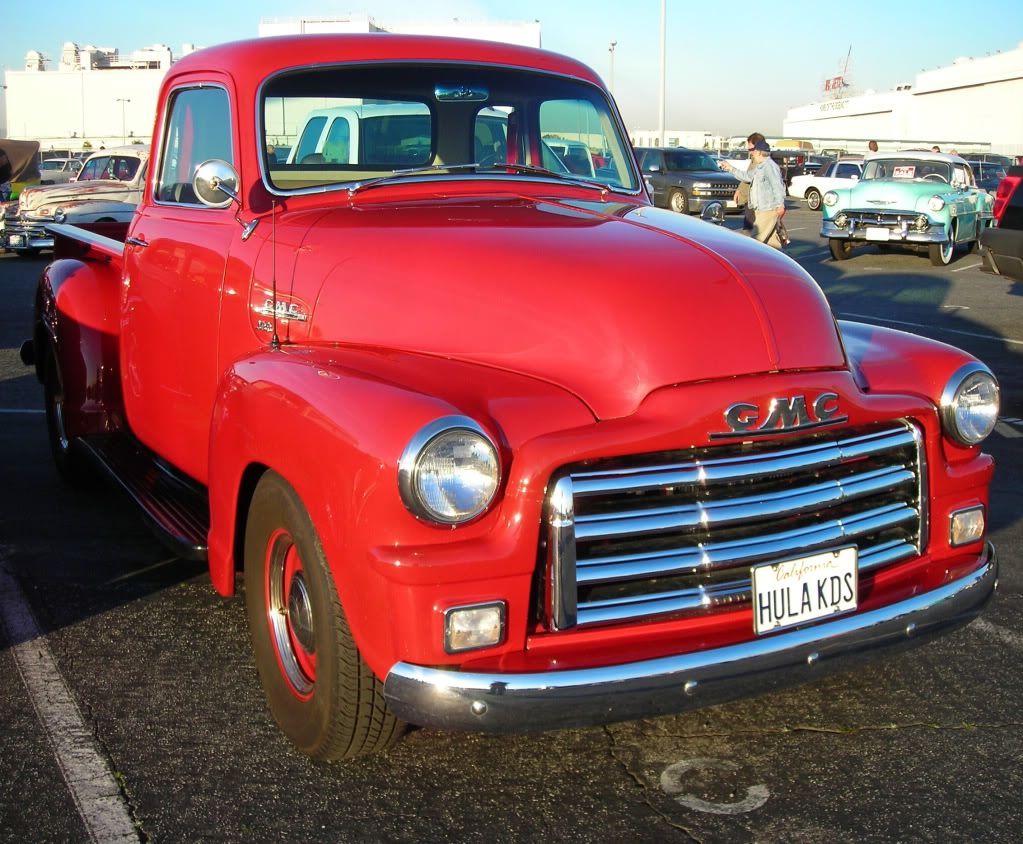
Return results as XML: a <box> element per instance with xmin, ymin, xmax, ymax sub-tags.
<box><xmin>23</xmin><ymin>35</ymin><xmax>999</xmax><ymax>761</ymax></box>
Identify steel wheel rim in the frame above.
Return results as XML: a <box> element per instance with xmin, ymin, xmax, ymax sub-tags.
<box><xmin>807</xmin><ymin>191</ymin><xmax>820</xmax><ymax>210</ymax></box>
<box><xmin>940</xmin><ymin>239</ymin><xmax>953</xmax><ymax>263</ymax></box>
<box><xmin>266</xmin><ymin>529</ymin><xmax>316</xmax><ymax>697</ymax></box>
<box><xmin>670</xmin><ymin>192</ymin><xmax>685</xmax><ymax>213</ymax></box>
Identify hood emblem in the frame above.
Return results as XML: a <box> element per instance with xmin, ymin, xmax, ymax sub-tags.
<box><xmin>867</xmin><ymin>199</ymin><xmax>897</xmax><ymax>205</ymax></box>
<box><xmin>712</xmin><ymin>393</ymin><xmax>848</xmax><ymax>439</ymax></box>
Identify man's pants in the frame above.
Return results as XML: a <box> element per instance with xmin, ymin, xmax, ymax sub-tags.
<box><xmin>752</xmin><ymin>209</ymin><xmax>783</xmax><ymax>249</ymax></box>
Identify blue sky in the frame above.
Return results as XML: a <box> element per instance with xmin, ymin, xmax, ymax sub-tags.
<box><xmin>4</xmin><ymin>1</ymin><xmax>1021</xmax><ymax>135</ymax></box>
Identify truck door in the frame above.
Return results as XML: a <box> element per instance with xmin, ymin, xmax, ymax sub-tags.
<box><xmin>122</xmin><ymin>82</ymin><xmax>236</xmax><ymax>484</ymax></box>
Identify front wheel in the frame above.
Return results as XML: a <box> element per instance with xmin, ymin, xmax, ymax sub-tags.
<box><xmin>805</xmin><ymin>189</ymin><xmax>822</xmax><ymax>211</ymax></box>
<box><xmin>244</xmin><ymin>471</ymin><xmax>405</xmax><ymax>761</ymax></box>
<box><xmin>44</xmin><ymin>354</ymin><xmax>92</xmax><ymax>485</ymax></box>
<box><xmin>829</xmin><ymin>238</ymin><xmax>852</xmax><ymax>261</ymax></box>
<box><xmin>669</xmin><ymin>189</ymin><xmax>689</xmax><ymax>214</ymax></box>
<box><xmin>929</xmin><ymin>238</ymin><xmax>954</xmax><ymax>266</ymax></box>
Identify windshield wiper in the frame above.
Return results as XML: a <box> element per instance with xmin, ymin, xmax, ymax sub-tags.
<box><xmin>347</xmin><ymin>161</ymin><xmax>614</xmax><ymax>197</ymax></box>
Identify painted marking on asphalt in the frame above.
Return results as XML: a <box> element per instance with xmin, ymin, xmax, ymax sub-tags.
<box><xmin>839</xmin><ymin>312</ymin><xmax>1023</xmax><ymax>347</ymax></box>
<box><xmin>950</xmin><ymin>261</ymin><xmax>983</xmax><ymax>273</ymax></box>
<box><xmin>973</xmin><ymin>619</ymin><xmax>1023</xmax><ymax>651</ymax></box>
<box><xmin>796</xmin><ymin>250</ymin><xmax>832</xmax><ymax>261</ymax></box>
<box><xmin>660</xmin><ymin>757</ymin><xmax>769</xmax><ymax>815</ymax></box>
<box><xmin>0</xmin><ymin>559</ymin><xmax>139</xmax><ymax>843</ymax></box>
<box><xmin>0</xmin><ymin>408</ymin><xmax>45</xmax><ymax>414</ymax></box>
<box><xmin>996</xmin><ymin>422</ymin><xmax>1023</xmax><ymax>439</ymax></box>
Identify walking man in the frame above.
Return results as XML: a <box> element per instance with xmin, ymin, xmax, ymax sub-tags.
<box><xmin>720</xmin><ymin>140</ymin><xmax>787</xmax><ymax>249</ymax></box>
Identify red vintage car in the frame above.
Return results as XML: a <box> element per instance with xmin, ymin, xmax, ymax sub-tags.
<box><xmin>24</xmin><ymin>34</ymin><xmax>998</xmax><ymax>760</ymax></box>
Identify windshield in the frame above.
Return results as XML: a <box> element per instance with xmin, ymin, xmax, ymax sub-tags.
<box><xmin>662</xmin><ymin>150</ymin><xmax>721</xmax><ymax>172</ymax></box>
<box><xmin>863</xmin><ymin>158</ymin><xmax>952</xmax><ymax>182</ymax></box>
<box><xmin>262</xmin><ymin>64</ymin><xmax>637</xmax><ymax>193</ymax></box>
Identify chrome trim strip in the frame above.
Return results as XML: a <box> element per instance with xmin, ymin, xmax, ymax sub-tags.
<box><xmin>575</xmin><ymin>539</ymin><xmax>918</xmax><ymax>626</ymax></box>
<box><xmin>546</xmin><ymin>476</ymin><xmax>577</xmax><ymax>630</ymax></box>
<box><xmin>574</xmin><ymin>466</ymin><xmax>915</xmax><ymax>541</ymax></box>
<box><xmin>571</xmin><ymin>426</ymin><xmax>915</xmax><ymax>497</ymax></box>
<box><xmin>383</xmin><ymin>545</ymin><xmax>995</xmax><ymax>733</ymax></box>
<box><xmin>575</xmin><ymin>503</ymin><xmax>918</xmax><ymax>584</ymax></box>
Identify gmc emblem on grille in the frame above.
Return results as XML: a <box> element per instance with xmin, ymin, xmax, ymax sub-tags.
<box><xmin>712</xmin><ymin>393</ymin><xmax>848</xmax><ymax>439</ymax></box>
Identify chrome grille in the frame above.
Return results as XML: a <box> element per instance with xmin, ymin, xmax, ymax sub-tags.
<box><xmin>543</xmin><ymin>422</ymin><xmax>925</xmax><ymax>630</ymax></box>
<box><xmin>846</xmin><ymin>211</ymin><xmax>920</xmax><ymax>228</ymax></box>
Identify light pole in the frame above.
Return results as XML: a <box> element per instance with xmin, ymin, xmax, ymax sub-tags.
<box><xmin>658</xmin><ymin>0</ymin><xmax>666</xmax><ymax>146</ymax></box>
<box><xmin>116</xmin><ymin>98</ymin><xmax>130</xmax><ymax>145</ymax></box>
<box><xmin>608</xmin><ymin>41</ymin><xmax>617</xmax><ymax>96</ymax></box>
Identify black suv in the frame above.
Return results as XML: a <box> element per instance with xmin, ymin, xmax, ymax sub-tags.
<box><xmin>635</xmin><ymin>147</ymin><xmax>739</xmax><ymax>214</ymax></box>
<box><xmin>980</xmin><ymin>165</ymin><xmax>1023</xmax><ymax>280</ymax></box>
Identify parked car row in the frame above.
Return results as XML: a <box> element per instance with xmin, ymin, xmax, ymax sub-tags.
<box><xmin>2</xmin><ymin>145</ymin><xmax>148</xmax><ymax>255</ymax></box>
<box><xmin>980</xmin><ymin>165</ymin><xmax>1023</xmax><ymax>280</ymax></box>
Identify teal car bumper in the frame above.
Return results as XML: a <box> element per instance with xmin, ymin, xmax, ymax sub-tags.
<box><xmin>821</xmin><ymin>215</ymin><xmax>947</xmax><ymax>244</ymax></box>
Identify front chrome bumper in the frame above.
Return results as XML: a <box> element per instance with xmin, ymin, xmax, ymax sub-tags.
<box><xmin>822</xmin><ymin>219</ymin><xmax>946</xmax><ymax>244</ymax></box>
<box><xmin>3</xmin><ymin>219</ymin><xmax>54</xmax><ymax>251</ymax></box>
<box><xmin>384</xmin><ymin>543</ymin><xmax>996</xmax><ymax>732</ymax></box>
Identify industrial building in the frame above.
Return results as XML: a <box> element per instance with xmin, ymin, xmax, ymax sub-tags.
<box><xmin>782</xmin><ymin>41</ymin><xmax>1023</xmax><ymax>157</ymax></box>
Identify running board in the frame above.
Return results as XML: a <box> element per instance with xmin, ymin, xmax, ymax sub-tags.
<box><xmin>78</xmin><ymin>434</ymin><xmax>210</xmax><ymax>561</ymax></box>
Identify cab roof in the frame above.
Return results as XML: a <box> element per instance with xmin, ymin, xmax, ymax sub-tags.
<box><xmin>167</xmin><ymin>34</ymin><xmax>603</xmax><ymax>88</ymax></box>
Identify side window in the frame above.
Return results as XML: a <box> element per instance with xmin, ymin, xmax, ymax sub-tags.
<box><xmin>293</xmin><ymin>115</ymin><xmax>327</xmax><ymax>164</ymax></box>
<box><xmin>322</xmin><ymin>118</ymin><xmax>351</xmax><ymax>164</ymax></box>
<box><xmin>835</xmin><ymin>163</ymin><xmax>859</xmax><ymax>178</ymax></box>
<box><xmin>156</xmin><ymin>86</ymin><xmax>233</xmax><ymax>204</ymax></box>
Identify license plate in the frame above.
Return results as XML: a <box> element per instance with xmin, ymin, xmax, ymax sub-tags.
<box><xmin>9</xmin><ymin>234</ymin><xmax>24</xmax><ymax>246</ymax></box>
<box><xmin>865</xmin><ymin>227</ymin><xmax>890</xmax><ymax>242</ymax></box>
<box><xmin>752</xmin><ymin>547</ymin><xmax>858</xmax><ymax>635</ymax></box>
<box><xmin>726</xmin><ymin>200</ymin><xmax>738</xmax><ymax>208</ymax></box>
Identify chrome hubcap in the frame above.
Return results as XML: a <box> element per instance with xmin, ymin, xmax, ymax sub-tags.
<box><xmin>286</xmin><ymin>572</ymin><xmax>316</xmax><ymax>655</ymax></box>
<box><xmin>267</xmin><ymin>532</ymin><xmax>315</xmax><ymax>696</ymax></box>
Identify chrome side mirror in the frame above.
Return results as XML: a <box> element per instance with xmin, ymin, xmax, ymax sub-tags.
<box><xmin>701</xmin><ymin>201</ymin><xmax>725</xmax><ymax>225</ymax></box>
<box><xmin>193</xmin><ymin>159</ymin><xmax>240</xmax><ymax>208</ymax></box>
<box><xmin>192</xmin><ymin>158</ymin><xmax>258</xmax><ymax>240</ymax></box>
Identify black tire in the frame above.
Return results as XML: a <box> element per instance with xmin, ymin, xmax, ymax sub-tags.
<box><xmin>43</xmin><ymin>353</ymin><xmax>92</xmax><ymax>485</ymax></box>
<box><xmin>244</xmin><ymin>471</ymin><xmax>405</xmax><ymax>761</ymax></box>
<box><xmin>669</xmin><ymin>189</ymin><xmax>689</xmax><ymax>214</ymax></box>
<box><xmin>829</xmin><ymin>238</ymin><xmax>852</xmax><ymax>261</ymax></box>
<box><xmin>805</xmin><ymin>189</ymin><xmax>822</xmax><ymax>211</ymax></box>
<box><xmin>929</xmin><ymin>237</ymin><xmax>955</xmax><ymax>267</ymax></box>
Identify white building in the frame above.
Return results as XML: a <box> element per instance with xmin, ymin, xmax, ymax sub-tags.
<box><xmin>3</xmin><ymin>42</ymin><xmax>182</xmax><ymax>154</ymax></box>
<box><xmin>783</xmin><ymin>41</ymin><xmax>1023</xmax><ymax>157</ymax></box>
<box><xmin>257</xmin><ymin>14</ymin><xmax>542</xmax><ymax>47</ymax></box>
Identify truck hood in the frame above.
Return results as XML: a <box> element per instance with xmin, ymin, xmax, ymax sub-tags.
<box><xmin>283</xmin><ymin>196</ymin><xmax>846</xmax><ymax>419</ymax></box>
<box><xmin>832</xmin><ymin>179</ymin><xmax>953</xmax><ymax>210</ymax></box>
<box><xmin>17</xmin><ymin>180</ymin><xmax>139</xmax><ymax>212</ymax></box>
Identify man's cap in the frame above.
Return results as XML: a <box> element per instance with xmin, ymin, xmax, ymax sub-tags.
<box><xmin>752</xmin><ymin>140</ymin><xmax>771</xmax><ymax>153</ymax></box>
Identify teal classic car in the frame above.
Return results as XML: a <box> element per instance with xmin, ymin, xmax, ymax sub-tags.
<box><xmin>821</xmin><ymin>152</ymin><xmax>994</xmax><ymax>266</ymax></box>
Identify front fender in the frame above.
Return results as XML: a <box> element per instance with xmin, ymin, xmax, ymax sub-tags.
<box><xmin>839</xmin><ymin>319</ymin><xmax>994</xmax><ymax>464</ymax></box>
<box><xmin>205</xmin><ymin>344</ymin><xmax>595</xmax><ymax>677</ymax></box>
<box><xmin>37</xmin><ymin>257</ymin><xmax>125</xmax><ymax>439</ymax></box>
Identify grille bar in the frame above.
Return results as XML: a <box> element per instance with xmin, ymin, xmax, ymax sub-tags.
<box><xmin>544</xmin><ymin>421</ymin><xmax>924</xmax><ymax>630</ymax></box>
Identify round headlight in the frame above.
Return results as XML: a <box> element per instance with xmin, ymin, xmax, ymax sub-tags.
<box><xmin>398</xmin><ymin>416</ymin><xmax>500</xmax><ymax>525</ymax></box>
<box><xmin>928</xmin><ymin>195</ymin><xmax>945</xmax><ymax>212</ymax></box>
<box><xmin>940</xmin><ymin>363</ymin><xmax>1000</xmax><ymax>445</ymax></box>
<box><xmin>823</xmin><ymin>191</ymin><xmax>839</xmax><ymax>207</ymax></box>
<box><xmin>54</xmin><ymin>207</ymin><xmax>67</xmax><ymax>223</ymax></box>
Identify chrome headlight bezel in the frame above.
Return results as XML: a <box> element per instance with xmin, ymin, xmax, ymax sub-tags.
<box><xmin>940</xmin><ymin>362</ymin><xmax>1000</xmax><ymax>446</ymax></box>
<box><xmin>928</xmin><ymin>195</ymin><xmax>945</xmax><ymax>212</ymax></box>
<box><xmin>398</xmin><ymin>416</ymin><xmax>501</xmax><ymax>525</ymax></box>
<box><xmin>823</xmin><ymin>191</ymin><xmax>839</xmax><ymax>207</ymax></box>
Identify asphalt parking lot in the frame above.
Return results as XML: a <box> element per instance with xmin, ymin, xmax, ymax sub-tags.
<box><xmin>1</xmin><ymin>203</ymin><xmax>1021</xmax><ymax>843</ymax></box>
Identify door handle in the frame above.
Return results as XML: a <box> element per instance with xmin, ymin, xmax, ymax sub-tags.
<box><xmin>126</xmin><ymin>236</ymin><xmax>149</xmax><ymax>248</ymax></box>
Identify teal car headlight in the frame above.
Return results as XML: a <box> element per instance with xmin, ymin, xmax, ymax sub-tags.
<box><xmin>398</xmin><ymin>416</ymin><xmax>500</xmax><ymax>524</ymax></box>
<box><xmin>823</xmin><ymin>191</ymin><xmax>839</xmax><ymax>207</ymax></box>
<box><xmin>940</xmin><ymin>363</ymin><xmax>1000</xmax><ymax>446</ymax></box>
<box><xmin>928</xmin><ymin>195</ymin><xmax>945</xmax><ymax>212</ymax></box>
